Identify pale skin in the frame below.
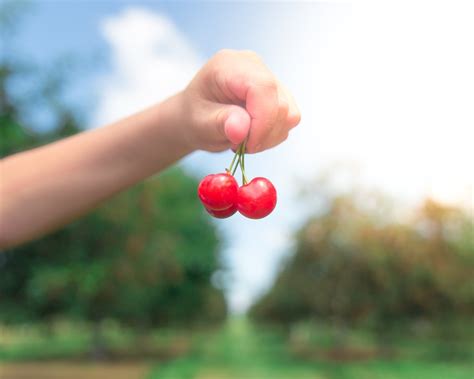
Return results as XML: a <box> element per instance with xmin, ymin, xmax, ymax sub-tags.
<box><xmin>0</xmin><ymin>50</ymin><xmax>300</xmax><ymax>249</ymax></box>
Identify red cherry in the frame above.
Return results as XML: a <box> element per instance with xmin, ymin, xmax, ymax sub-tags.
<box><xmin>237</xmin><ymin>177</ymin><xmax>277</xmax><ymax>219</ymax></box>
<box><xmin>204</xmin><ymin>203</ymin><xmax>237</xmax><ymax>219</ymax></box>
<box><xmin>198</xmin><ymin>173</ymin><xmax>238</xmax><ymax>210</ymax></box>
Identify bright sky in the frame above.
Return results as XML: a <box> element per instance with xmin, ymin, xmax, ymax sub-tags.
<box><xmin>15</xmin><ymin>1</ymin><xmax>474</xmax><ymax>313</ymax></box>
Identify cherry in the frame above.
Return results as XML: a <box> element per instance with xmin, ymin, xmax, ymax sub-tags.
<box><xmin>237</xmin><ymin>177</ymin><xmax>277</xmax><ymax>219</ymax></box>
<box><xmin>198</xmin><ymin>173</ymin><xmax>238</xmax><ymax>211</ymax></box>
<box><xmin>204</xmin><ymin>203</ymin><xmax>237</xmax><ymax>219</ymax></box>
<box><xmin>199</xmin><ymin>142</ymin><xmax>278</xmax><ymax>220</ymax></box>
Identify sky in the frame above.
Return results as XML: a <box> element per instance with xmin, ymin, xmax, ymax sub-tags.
<box><xmin>10</xmin><ymin>0</ymin><xmax>474</xmax><ymax>313</ymax></box>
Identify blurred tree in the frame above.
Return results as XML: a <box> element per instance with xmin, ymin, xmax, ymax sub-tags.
<box><xmin>250</xmin><ymin>193</ymin><xmax>474</xmax><ymax>333</ymax></box>
<box><xmin>0</xmin><ymin>2</ymin><xmax>226</xmax><ymax>359</ymax></box>
<box><xmin>0</xmin><ymin>169</ymin><xmax>226</xmax><ymax>357</ymax></box>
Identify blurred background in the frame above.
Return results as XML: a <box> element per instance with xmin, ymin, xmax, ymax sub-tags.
<box><xmin>1</xmin><ymin>1</ymin><xmax>473</xmax><ymax>378</ymax></box>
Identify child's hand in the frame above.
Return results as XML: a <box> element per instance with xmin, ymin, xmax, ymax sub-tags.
<box><xmin>181</xmin><ymin>49</ymin><xmax>301</xmax><ymax>153</ymax></box>
<box><xmin>0</xmin><ymin>50</ymin><xmax>300</xmax><ymax>248</ymax></box>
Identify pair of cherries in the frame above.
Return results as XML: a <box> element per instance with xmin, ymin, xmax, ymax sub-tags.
<box><xmin>198</xmin><ymin>142</ymin><xmax>277</xmax><ymax>219</ymax></box>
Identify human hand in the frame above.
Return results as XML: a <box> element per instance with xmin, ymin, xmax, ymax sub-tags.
<box><xmin>180</xmin><ymin>49</ymin><xmax>300</xmax><ymax>153</ymax></box>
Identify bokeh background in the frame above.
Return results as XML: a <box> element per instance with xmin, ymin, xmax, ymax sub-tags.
<box><xmin>1</xmin><ymin>1</ymin><xmax>473</xmax><ymax>378</ymax></box>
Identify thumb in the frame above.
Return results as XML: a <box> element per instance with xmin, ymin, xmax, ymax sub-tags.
<box><xmin>216</xmin><ymin>105</ymin><xmax>251</xmax><ymax>145</ymax></box>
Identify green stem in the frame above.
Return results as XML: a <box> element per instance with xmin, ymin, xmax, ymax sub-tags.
<box><xmin>231</xmin><ymin>144</ymin><xmax>243</xmax><ymax>176</ymax></box>
<box><xmin>227</xmin><ymin>140</ymin><xmax>248</xmax><ymax>183</ymax></box>
<box><xmin>227</xmin><ymin>147</ymin><xmax>240</xmax><ymax>174</ymax></box>
<box><xmin>240</xmin><ymin>140</ymin><xmax>248</xmax><ymax>185</ymax></box>
<box><xmin>231</xmin><ymin>161</ymin><xmax>240</xmax><ymax>176</ymax></box>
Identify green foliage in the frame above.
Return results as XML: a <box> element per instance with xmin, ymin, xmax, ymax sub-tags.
<box><xmin>0</xmin><ymin>20</ymin><xmax>226</xmax><ymax>333</ymax></box>
<box><xmin>1</xmin><ymin>168</ymin><xmax>226</xmax><ymax>327</ymax></box>
<box><xmin>250</xmin><ymin>194</ymin><xmax>474</xmax><ymax>329</ymax></box>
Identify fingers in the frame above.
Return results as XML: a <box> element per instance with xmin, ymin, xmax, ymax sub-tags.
<box><xmin>245</xmin><ymin>80</ymin><xmax>280</xmax><ymax>153</ymax></box>
<box><xmin>208</xmin><ymin>49</ymin><xmax>301</xmax><ymax>153</ymax></box>
<box><xmin>219</xmin><ymin>51</ymin><xmax>300</xmax><ymax>153</ymax></box>
<box><xmin>224</xmin><ymin>106</ymin><xmax>251</xmax><ymax>144</ymax></box>
<box><xmin>279</xmin><ymin>82</ymin><xmax>301</xmax><ymax>129</ymax></box>
<box><xmin>245</xmin><ymin>81</ymin><xmax>299</xmax><ymax>153</ymax></box>
<box><xmin>215</xmin><ymin>104</ymin><xmax>251</xmax><ymax>145</ymax></box>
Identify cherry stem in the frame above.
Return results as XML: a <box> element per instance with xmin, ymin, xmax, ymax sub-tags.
<box><xmin>231</xmin><ymin>145</ymin><xmax>242</xmax><ymax>176</ymax></box>
<box><xmin>226</xmin><ymin>139</ymin><xmax>248</xmax><ymax>184</ymax></box>
<box><xmin>227</xmin><ymin>147</ymin><xmax>241</xmax><ymax>174</ymax></box>
<box><xmin>240</xmin><ymin>140</ymin><xmax>248</xmax><ymax>185</ymax></box>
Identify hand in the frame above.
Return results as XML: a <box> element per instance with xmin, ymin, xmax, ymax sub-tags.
<box><xmin>180</xmin><ymin>49</ymin><xmax>301</xmax><ymax>153</ymax></box>
<box><xmin>0</xmin><ymin>50</ymin><xmax>300</xmax><ymax>248</ymax></box>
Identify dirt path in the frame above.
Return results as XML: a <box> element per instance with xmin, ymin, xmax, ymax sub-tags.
<box><xmin>0</xmin><ymin>362</ymin><xmax>149</xmax><ymax>379</ymax></box>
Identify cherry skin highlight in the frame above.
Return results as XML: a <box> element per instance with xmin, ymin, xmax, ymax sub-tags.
<box><xmin>198</xmin><ymin>173</ymin><xmax>238</xmax><ymax>211</ymax></box>
<box><xmin>237</xmin><ymin>177</ymin><xmax>277</xmax><ymax>219</ymax></box>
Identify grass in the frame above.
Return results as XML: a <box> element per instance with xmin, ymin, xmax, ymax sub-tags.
<box><xmin>0</xmin><ymin>320</ymin><xmax>190</xmax><ymax>362</ymax></box>
<box><xmin>149</xmin><ymin>318</ymin><xmax>474</xmax><ymax>379</ymax></box>
<box><xmin>1</xmin><ymin>318</ymin><xmax>473</xmax><ymax>379</ymax></box>
<box><xmin>0</xmin><ymin>321</ymin><xmax>91</xmax><ymax>361</ymax></box>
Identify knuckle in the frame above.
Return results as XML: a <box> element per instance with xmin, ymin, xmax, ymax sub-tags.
<box><xmin>241</xmin><ymin>49</ymin><xmax>261</xmax><ymax>60</ymax></box>
<box><xmin>212</xmin><ymin>66</ymin><xmax>226</xmax><ymax>88</ymax></box>
<box><xmin>289</xmin><ymin>110</ymin><xmax>301</xmax><ymax>127</ymax></box>
<box><xmin>279</xmin><ymin>99</ymin><xmax>289</xmax><ymax>116</ymax></box>
<box><xmin>258</xmin><ymin>76</ymin><xmax>278</xmax><ymax>92</ymax></box>
<box><xmin>213</xmin><ymin>49</ymin><xmax>235</xmax><ymax>62</ymax></box>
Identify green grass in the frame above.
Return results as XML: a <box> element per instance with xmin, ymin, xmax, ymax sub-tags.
<box><xmin>0</xmin><ymin>320</ymin><xmax>190</xmax><ymax>362</ymax></box>
<box><xmin>0</xmin><ymin>322</ymin><xmax>91</xmax><ymax>361</ymax></box>
<box><xmin>1</xmin><ymin>319</ymin><xmax>473</xmax><ymax>378</ymax></box>
<box><xmin>149</xmin><ymin>318</ymin><xmax>474</xmax><ymax>379</ymax></box>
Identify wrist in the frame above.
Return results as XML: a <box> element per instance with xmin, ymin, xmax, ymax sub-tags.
<box><xmin>148</xmin><ymin>91</ymin><xmax>196</xmax><ymax>155</ymax></box>
<box><xmin>111</xmin><ymin>92</ymin><xmax>195</xmax><ymax>178</ymax></box>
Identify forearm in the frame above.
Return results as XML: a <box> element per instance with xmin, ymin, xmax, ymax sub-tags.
<box><xmin>0</xmin><ymin>50</ymin><xmax>301</xmax><ymax>250</ymax></box>
<box><xmin>0</xmin><ymin>93</ymin><xmax>192</xmax><ymax>249</ymax></box>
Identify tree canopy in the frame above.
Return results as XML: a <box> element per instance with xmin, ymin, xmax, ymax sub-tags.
<box><xmin>251</xmin><ymin>193</ymin><xmax>474</xmax><ymax>328</ymax></box>
<box><xmin>0</xmin><ymin>15</ymin><xmax>226</xmax><ymax>331</ymax></box>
